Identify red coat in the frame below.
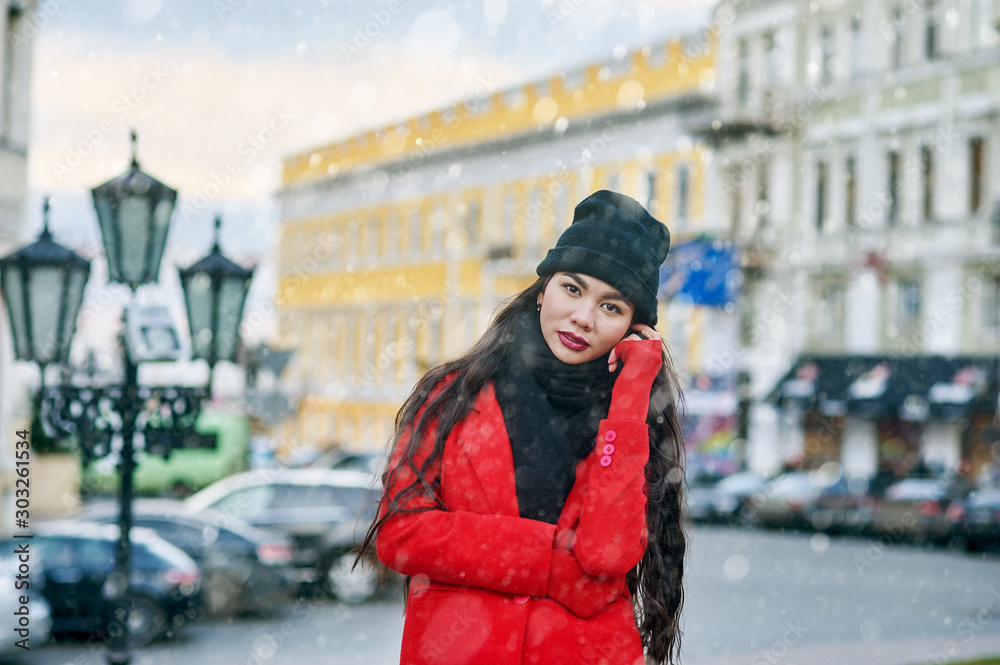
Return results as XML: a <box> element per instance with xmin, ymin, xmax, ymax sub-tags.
<box><xmin>376</xmin><ymin>376</ymin><xmax>650</xmax><ymax>665</ymax></box>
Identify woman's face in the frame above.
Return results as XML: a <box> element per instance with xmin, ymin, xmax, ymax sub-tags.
<box><xmin>537</xmin><ymin>272</ymin><xmax>636</xmax><ymax>364</ymax></box>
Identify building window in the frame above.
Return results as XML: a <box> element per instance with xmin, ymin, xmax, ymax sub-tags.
<box><xmin>763</xmin><ymin>31</ymin><xmax>779</xmax><ymax>84</ymax></box>
<box><xmin>984</xmin><ymin>275</ymin><xmax>1000</xmax><ymax>335</ymax></box>
<box><xmin>850</xmin><ymin>14</ymin><xmax>864</xmax><ymax>79</ymax></box>
<box><xmin>815</xmin><ymin>160</ymin><xmax>828</xmax><ymax>230</ymax></box>
<box><xmin>348</xmin><ymin>220</ymin><xmax>360</xmax><ymax>261</ymax></box>
<box><xmin>367</xmin><ymin>217</ymin><xmax>378</xmax><ymax>258</ymax></box>
<box><xmin>737</xmin><ymin>39</ymin><xmax>749</xmax><ymax>107</ymax></box>
<box><xmin>729</xmin><ymin>166</ymin><xmax>743</xmax><ymax>234</ymax></box>
<box><xmin>464</xmin><ymin>198</ymin><xmax>480</xmax><ymax>246</ymax></box>
<box><xmin>888</xmin><ymin>150</ymin><xmax>900</xmax><ymax>226</ymax></box>
<box><xmin>501</xmin><ymin>192</ymin><xmax>516</xmax><ymax>244</ymax></box>
<box><xmin>525</xmin><ymin>187</ymin><xmax>544</xmax><ymax>254</ymax></box>
<box><xmin>756</xmin><ymin>163</ymin><xmax>770</xmax><ymax>229</ymax></box>
<box><xmin>845</xmin><ymin>155</ymin><xmax>857</xmax><ymax>228</ymax></box>
<box><xmin>889</xmin><ymin>7</ymin><xmax>905</xmax><ymax>70</ymax></box>
<box><xmin>924</xmin><ymin>0</ymin><xmax>939</xmax><ymax>60</ymax></box>
<box><xmin>677</xmin><ymin>164</ymin><xmax>690</xmax><ymax>224</ymax></box>
<box><xmin>895</xmin><ymin>277</ymin><xmax>922</xmax><ymax>339</ymax></box>
<box><xmin>606</xmin><ymin>172</ymin><xmax>621</xmax><ymax>193</ymax></box>
<box><xmin>409</xmin><ymin>209</ymin><xmax>422</xmax><ymax>257</ymax></box>
<box><xmin>386</xmin><ymin>211</ymin><xmax>399</xmax><ymax>258</ymax></box>
<box><xmin>643</xmin><ymin>170</ymin><xmax>658</xmax><ymax>213</ymax></box>
<box><xmin>1</xmin><ymin>6</ymin><xmax>25</xmax><ymax>140</ymax></box>
<box><xmin>431</xmin><ymin>204</ymin><xmax>444</xmax><ymax>255</ymax></box>
<box><xmin>817</xmin><ymin>282</ymin><xmax>845</xmax><ymax>340</ymax></box>
<box><xmin>969</xmin><ymin>137</ymin><xmax>984</xmax><ymax>214</ymax></box>
<box><xmin>820</xmin><ymin>24</ymin><xmax>834</xmax><ymax>86</ymax></box>
<box><xmin>921</xmin><ymin>145</ymin><xmax>934</xmax><ymax>221</ymax></box>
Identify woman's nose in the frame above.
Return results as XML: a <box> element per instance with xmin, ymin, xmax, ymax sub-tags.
<box><xmin>571</xmin><ymin>304</ymin><xmax>594</xmax><ymax>330</ymax></box>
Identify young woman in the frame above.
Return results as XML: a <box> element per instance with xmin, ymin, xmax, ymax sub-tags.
<box><xmin>358</xmin><ymin>190</ymin><xmax>686</xmax><ymax>665</ymax></box>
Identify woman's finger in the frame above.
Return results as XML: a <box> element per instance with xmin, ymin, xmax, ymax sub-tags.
<box><xmin>632</xmin><ymin>324</ymin><xmax>661</xmax><ymax>341</ymax></box>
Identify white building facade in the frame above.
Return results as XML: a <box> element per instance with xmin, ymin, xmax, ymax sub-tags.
<box><xmin>716</xmin><ymin>0</ymin><xmax>1000</xmax><ymax>479</ymax></box>
<box><xmin>0</xmin><ymin>0</ymin><xmax>37</xmax><ymax>534</ymax></box>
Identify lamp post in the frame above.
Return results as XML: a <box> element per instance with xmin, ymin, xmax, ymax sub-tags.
<box><xmin>0</xmin><ymin>133</ymin><xmax>254</xmax><ymax>665</ymax></box>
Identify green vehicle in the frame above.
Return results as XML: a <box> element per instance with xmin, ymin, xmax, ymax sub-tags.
<box><xmin>82</xmin><ymin>408</ymin><xmax>251</xmax><ymax>498</ymax></box>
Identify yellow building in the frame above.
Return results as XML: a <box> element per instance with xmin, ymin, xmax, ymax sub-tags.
<box><xmin>276</xmin><ymin>35</ymin><xmax>719</xmax><ymax>455</ymax></box>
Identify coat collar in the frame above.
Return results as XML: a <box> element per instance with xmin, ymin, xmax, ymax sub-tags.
<box><xmin>457</xmin><ymin>380</ymin><xmax>520</xmax><ymax>517</ymax></box>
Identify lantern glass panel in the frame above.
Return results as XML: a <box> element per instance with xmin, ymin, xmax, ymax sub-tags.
<box><xmin>216</xmin><ymin>276</ymin><xmax>249</xmax><ymax>362</ymax></box>
<box><xmin>2</xmin><ymin>266</ymin><xmax>30</xmax><ymax>361</ymax></box>
<box><xmin>93</xmin><ymin>198</ymin><xmax>119</xmax><ymax>278</ymax></box>
<box><xmin>60</xmin><ymin>267</ymin><xmax>88</xmax><ymax>360</ymax></box>
<box><xmin>148</xmin><ymin>199</ymin><xmax>174</xmax><ymax>281</ymax></box>
<box><xmin>119</xmin><ymin>195</ymin><xmax>153</xmax><ymax>284</ymax></box>
<box><xmin>26</xmin><ymin>266</ymin><xmax>64</xmax><ymax>364</ymax></box>
<box><xmin>184</xmin><ymin>271</ymin><xmax>213</xmax><ymax>359</ymax></box>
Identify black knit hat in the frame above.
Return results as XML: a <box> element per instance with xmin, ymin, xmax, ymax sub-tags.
<box><xmin>536</xmin><ymin>190</ymin><xmax>670</xmax><ymax>326</ymax></box>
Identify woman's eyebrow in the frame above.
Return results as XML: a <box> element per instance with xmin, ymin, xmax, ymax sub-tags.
<box><xmin>564</xmin><ymin>272</ymin><xmax>629</xmax><ymax>302</ymax></box>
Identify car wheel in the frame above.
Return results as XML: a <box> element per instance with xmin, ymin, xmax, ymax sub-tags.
<box><xmin>323</xmin><ymin>552</ymin><xmax>378</xmax><ymax>604</ymax></box>
<box><xmin>125</xmin><ymin>594</ymin><xmax>168</xmax><ymax>647</ymax></box>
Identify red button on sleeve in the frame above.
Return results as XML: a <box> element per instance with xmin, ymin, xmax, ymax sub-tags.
<box><xmin>600</xmin><ymin>455</ymin><xmax>612</xmax><ymax>467</ymax></box>
<box><xmin>513</xmin><ymin>595</ymin><xmax>530</xmax><ymax>605</ymax></box>
<box><xmin>605</xmin><ymin>430</ymin><xmax>617</xmax><ymax>443</ymax></box>
<box><xmin>603</xmin><ymin>443</ymin><xmax>615</xmax><ymax>455</ymax></box>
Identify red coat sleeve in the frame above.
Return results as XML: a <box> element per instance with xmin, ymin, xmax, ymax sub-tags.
<box><xmin>375</xmin><ymin>383</ymin><xmax>557</xmax><ymax>597</ymax></box>
<box><xmin>572</xmin><ymin>419</ymin><xmax>650</xmax><ymax>577</ymax></box>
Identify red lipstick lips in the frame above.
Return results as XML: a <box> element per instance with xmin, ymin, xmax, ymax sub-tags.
<box><xmin>558</xmin><ymin>331</ymin><xmax>589</xmax><ymax>351</ymax></box>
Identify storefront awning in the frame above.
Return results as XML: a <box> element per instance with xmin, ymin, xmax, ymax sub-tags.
<box><xmin>766</xmin><ymin>354</ymin><xmax>999</xmax><ymax>421</ymax></box>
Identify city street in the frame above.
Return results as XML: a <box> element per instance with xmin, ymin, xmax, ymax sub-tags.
<box><xmin>11</xmin><ymin>525</ymin><xmax>1000</xmax><ymax>665</ymax></box>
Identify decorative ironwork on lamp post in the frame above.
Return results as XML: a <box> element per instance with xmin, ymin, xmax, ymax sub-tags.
<box><xmin>0</xmin><ymin>133</ymin><xmax>254</xmax><ymax>665</ymax></box>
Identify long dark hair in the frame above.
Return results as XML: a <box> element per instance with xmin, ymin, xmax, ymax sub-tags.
<box><xmin>356</xmin><ymin>276</ymin><xmax>687</xmax><ymax>664</ymax></box>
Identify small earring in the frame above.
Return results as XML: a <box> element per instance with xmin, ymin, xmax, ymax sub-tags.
<box><xmin>536</xmin><ymin>301</ymin><xmax>541</xmax><ymax>312</ymax></box>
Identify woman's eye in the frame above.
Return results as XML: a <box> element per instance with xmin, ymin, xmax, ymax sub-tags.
<box><xmin>603</xmin><ymin>303</ymin><xmax>621</xmax><ymax>314</ymax></box>
<box><xmin>563</xmin><ymin>283</ymin><xmax>580</xmax><ymax>294</ymax></box>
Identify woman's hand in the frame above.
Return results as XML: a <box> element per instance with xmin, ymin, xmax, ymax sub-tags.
<box><xmin>607</xmin><ymin>324</ymin><xmax>661</xmax><ymax>373</ymax></box>
<box><xmin>607</xmin><ymin>325</ymin><xmax>663</xmax><ymax>423</ymax></box>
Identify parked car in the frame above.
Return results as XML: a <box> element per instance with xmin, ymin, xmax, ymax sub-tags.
<box><xmin>78</xmin><ymin>499</ymin><xmax>296</xmax><ymax>616</ymax></box>
<box><xmin>945</xmin><ymin>487</ymin><xmax>1000</xmax><ymax>551</ymax></box>
<box><xmin>309</xmin><ymin>450</ymin><xmax>384</xmax><ymax>476</ymax></box>
<box><xmin>0</xmin><ymin>521</ymin><xmax>201</xmax><ymax>647</ymax></box>
<box><xmin>183</xmin><ymin>468</ymin><xmax>383</xmax><ymax>603</ymax></box>
<box><xmin>0</xmin><ymin>553</ymin><xmax>52</xmax><ymax>655</ymax></box>
<box><xmin>685</xmin><ymin>471</ymin><xmax>724</xmax><ymax>523</ymax></box>
<box><xmin>806</xmin><ymin>474</ymin><xmax>874</xmax><ymax>535</ymax></box>
<box><xmin>868</xmin><ymin>475</ymin><xmax>973</xmax><ymax>544</ymax></box>
<box><xmin>698</xmin><ymin>472</ymin><xmax>768</xmax><ymax>525</ymax></box>
<box><xmin>745</xmin><ymin>469</ymin><xmax>848</xmax><ymax>530</ymax></box>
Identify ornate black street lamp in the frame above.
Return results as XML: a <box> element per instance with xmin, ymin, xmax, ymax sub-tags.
<box><xmin>0</xmin><ymin>134</ymin><xmax>253</xmax><ymax>665</ymax></box>
<box><xmin>0</xmin><ymin>198</ymin><xmax>90</xmax><ymax>371</ymax></box>
<box><xmin>180</xmin><ymin>216</ymin><xmax>255</xmax><ymax>377</ymax></box>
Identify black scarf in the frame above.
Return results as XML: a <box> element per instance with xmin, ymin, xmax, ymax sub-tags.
<box><xmin>493</xmin><ymin>309</ymin><xmax>617</xmax><ymax>524</ymax></box>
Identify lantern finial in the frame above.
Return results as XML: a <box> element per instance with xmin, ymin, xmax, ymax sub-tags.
<box><xmin>130</xmin><ymin>128</ymin><xmax>139</xmax><ymax>167</ymax></box>
<box><xmin>213</xmin><ymin>215</ymin><xmax>222</xmax><ymax>252</ymax></box>
<box><xmin>41</xmin><ymin>196</ymin><xmax>52</xmax><ymax>239</ymax></box>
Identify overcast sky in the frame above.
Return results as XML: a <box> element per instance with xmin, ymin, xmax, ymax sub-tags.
<box><xmin>24</xmin><ymin>0</ymin><xmax>714</xmax><ymax>364</ymax></box>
